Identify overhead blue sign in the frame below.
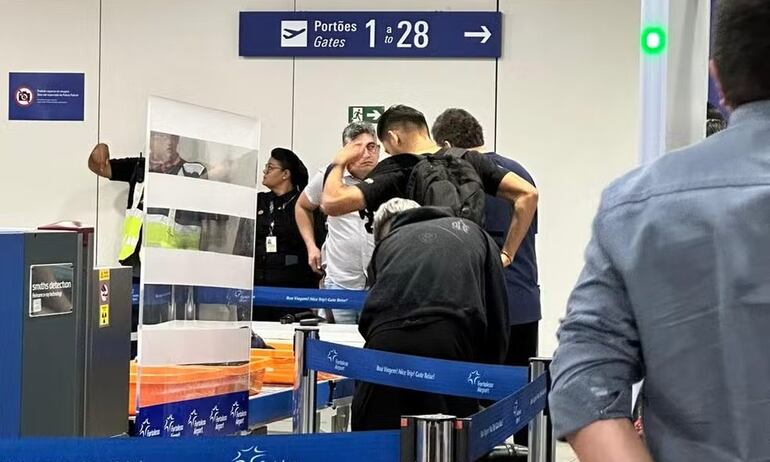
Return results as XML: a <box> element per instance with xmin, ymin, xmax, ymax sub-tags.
<box><xmin>8</xmin><ymin>72</ymin><xmax>85</xmax><ymax>121</ymax></box>
<box><xmin>239</xmin><ymin>11</ymin><xmax>502</xmax><ymax>58</ymax></box>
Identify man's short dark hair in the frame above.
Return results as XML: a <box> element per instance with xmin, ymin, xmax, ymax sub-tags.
<box><xmin>712</xmin><ymin>0</ymin><xmax>770</xmax><ymax>107</ymax></box>
<box><xmin>376</xmin><ymin>105</ymin><xmax>429</xmax><ymax>141</ymax></box>
<box><xmin>431</xmin><ymin>108</ymin><xmax>485</xmax><ymax>149</ymax></box>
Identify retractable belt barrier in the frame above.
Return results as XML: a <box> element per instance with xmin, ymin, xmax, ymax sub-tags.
<box><xmin>306</xmin><ymin>338</ymin><xmax>529</xmax><ymax>401</ymax></box>
<box><xmin>0</xmin><ymin>430</ymin><xmax>399</xmax><ymax>462</ymax></box>
<box><xmin>131</xmin><ymin>285</ymin><xmax>366</xmax><ymax>311</ymax></box>
<box><xmin>464</xmin><ymin>374</ymin><xmax>548</xmax><ymax>460</ymax></box>
<box><xmin>299</xmin><ymin>334</ymin><xmax>552</xmax><ymax>461</ymax></box>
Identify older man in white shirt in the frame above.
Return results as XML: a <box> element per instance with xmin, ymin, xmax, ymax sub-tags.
<box><xmin>295</xmin><ymin>122</ymin><xmax>380</xmax><ymax>323</ymax></box>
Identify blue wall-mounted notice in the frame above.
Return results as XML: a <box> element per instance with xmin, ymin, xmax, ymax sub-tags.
<box><xmin>8</xmin><ymin>72</ymin><xmax>85</xmax><ymax>121</ymax></box>
<box><xmin>240</xmin><ymin>11</ymin><xmax>502</xmax><ymax>58</ymax></box>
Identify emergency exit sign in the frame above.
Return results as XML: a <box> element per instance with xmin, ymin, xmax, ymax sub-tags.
<box><xmin>348</xmin><ymin>106</ymin><xmax>384</xmax><ymax>123</ymax></box>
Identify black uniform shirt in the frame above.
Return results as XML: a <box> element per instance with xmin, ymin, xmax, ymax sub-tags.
<box><xmin>250</xmin><ymin>190</ymin><xmax>317</xmax><ymax>288</ymax></box>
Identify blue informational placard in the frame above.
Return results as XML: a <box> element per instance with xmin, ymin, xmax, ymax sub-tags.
<box><xmin>136</xmin><ymin>391</ymin><xmax>248</xmax><ymax>438</ymax></box>
<box><xmin>240</xmin><ymin>11</ymin><xmax>502</xmax><ymax>58</ymax></box>
<box><xmin>8</xmin><ymin>72</ymin><xmax>85</xmax><ymax>121</ymax></box>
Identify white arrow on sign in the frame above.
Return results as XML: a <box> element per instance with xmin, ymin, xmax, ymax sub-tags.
<box><xmin>366</xmin><ymin>109</ymin><xmax>382</xmax><ymax>121</ymax></box>
<box><xmin>464</xmin><ymin>25</ymin><xmax>492</xmax><ymax>44</ymax></box>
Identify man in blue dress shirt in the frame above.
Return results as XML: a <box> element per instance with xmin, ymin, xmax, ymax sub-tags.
<box><xmin>549</xmin><ymin>1</ymin><xmax>770</xmax><ymax>460</ymax></box>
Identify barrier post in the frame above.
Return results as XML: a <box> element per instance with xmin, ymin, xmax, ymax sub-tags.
<box><xmin>292</xmin><ymin>326</ymin><xmax>319</xmax><ymax>434</ymax></box>
<box><xmin>528</xmin><ymin>358</ymin><xmax>553</xmax><ymax>462</ymax></box>
<box><xmin>415</xmin><ymin>415</ymin><xmax>455</xmax><ymax>462</ymax></box>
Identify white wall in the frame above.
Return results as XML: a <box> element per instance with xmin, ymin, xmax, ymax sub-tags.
<box><xmin>0</xmin><ymin>0</ymin><xmax>99</xmax><ymax>229</ymax></box>
<box><xmin>496</xmin><ymin>0</ymin><xmax>642</xmax><ymax>355</ymax></box>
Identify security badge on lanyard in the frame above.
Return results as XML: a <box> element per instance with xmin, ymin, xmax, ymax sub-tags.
<box><xmin>266</xmin><ymin>193</ymin><xmax>297</xmax><ymax>254</ymax></box>
<box><xmin>266</xmin><ymin>201</ymin><xmax>278</xmax><ymax>253</ymax></box>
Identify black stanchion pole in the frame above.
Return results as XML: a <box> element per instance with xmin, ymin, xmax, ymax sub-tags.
<box><xmin>454</xmin><ymin>417</ymin><xmax>470</xmax><ymax>462</ymax></box>
<box><xmin>400</xmin><ymin>416</ymin><xmax>417</xmax><ymax>462</ymax></box>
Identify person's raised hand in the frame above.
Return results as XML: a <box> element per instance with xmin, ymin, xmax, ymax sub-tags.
<box><xmin>333</xmin><ymin>139</ymin><xmax>366</xmax><ymax>166</ymax></box>
<box><xmin>88</xmin><ymin>143</ymin><xmax>112</xmax><ymax>178</ymax></box>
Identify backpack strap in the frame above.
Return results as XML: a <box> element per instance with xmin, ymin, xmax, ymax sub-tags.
<box><xmin>442</xmin><ymin>147</ymin><xmax>468</xmax><ymax>159</ymax></box>
<box><xmin>322</xmin><ymin>163</ymin><xmax>335</xmax><ymax>186</ymax></box>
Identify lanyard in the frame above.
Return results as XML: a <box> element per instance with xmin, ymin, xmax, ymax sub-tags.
<box><xmin>268</xmin><ymin>193</ymin><xmax>298</xmax><ymax>236</ymax></box>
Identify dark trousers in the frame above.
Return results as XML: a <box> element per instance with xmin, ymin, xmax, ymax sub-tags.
<box><xmin>505</xmin><ymin>321</ymin><xmax>539</xmax><ymax>445</ymax></box>
<box><xmin>505</xmin><ymin>321</ymin><xmax>539</xmax><ymax>367</ymax></box>
<box><xmin>352</xmin><ymin>320</ymin><xmax>480</xmax><ymax>431</ymax></box>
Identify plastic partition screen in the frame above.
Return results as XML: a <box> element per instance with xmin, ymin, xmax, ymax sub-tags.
<box><xmin>135</xmin><ymin>97</ymin><xmax>260</xmax><ymax>437</ymax></box>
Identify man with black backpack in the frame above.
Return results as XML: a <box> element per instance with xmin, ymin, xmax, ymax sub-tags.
<box><xmin>321</xmin><ymin>105</ymin><xmax>538</xmax><ymax>267</ymax></box>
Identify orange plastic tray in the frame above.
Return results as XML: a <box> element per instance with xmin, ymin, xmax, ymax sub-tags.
<box><xmin>266</xmin><ymin>342</ymin><xmax>293</xmax><ymax>350</ymax></box>
<box><xmin>250</xmin><ymin>348</ymin><xmax>338</xmax><ymax>385</ymax></box>
<box><xmin>128</xmin><ymin>359</ymin><xmax>269</xmax><ymax>416</ymax></box>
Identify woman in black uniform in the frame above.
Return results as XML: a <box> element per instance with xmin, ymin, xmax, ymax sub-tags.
<box><xmin>239</xmin><ymin>147</ymin><xmax>321</xmax><ymax>321</ymax></box>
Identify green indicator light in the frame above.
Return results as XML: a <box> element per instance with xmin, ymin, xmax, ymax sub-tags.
<box><xmin>641</xmin><ymin>26</ymin><xmax>667</xmax><ymax>55</ymax></box>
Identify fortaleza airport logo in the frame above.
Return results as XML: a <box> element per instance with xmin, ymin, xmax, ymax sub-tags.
<box><xmin>468</xmin><ymin>370</ymin><xmax>495</xmax><ymax>395</ymax></box>
<box><xmin>230</xmin><ymin>401</ymin><xmax>248</xmax><ymax>427</ymax></box>
<box><xmin>163</xmin><ymin>414</ymin><xmax>184</xmax><ymax>437</ymax></box>
<box><xmin>14</xmin><ymin>87</ymin><xmax>34</xmax><ymax>107</ymax></box>
<box><xmin>137</xmin><ymin>418</ymin><xmax>160</xmax><ymax>437</ymax></box>
<box><xmin>187</xmin><ymin>409</ymin><xmax>208</xmax><ymax>436</ymax></box>
<box><xmin>210</xmin><ymin>405</ymin><xmax>230</xmax><ymax>432</ymax></box>
<box><xmin>327</xmin><ymin>349</ymin><xmax>349</xmax><ymax>372</ymax></box>
<box><xmin>232</xmin><ymin>446</ymin><xmax>297</xmax><ymax>462</ymax></box>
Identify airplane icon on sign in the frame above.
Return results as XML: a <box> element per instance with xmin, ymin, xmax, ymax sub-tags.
<box><xmin>283</xmin><ymin>28</ymin><xmax>306</xmax><ymax>39</ymax></box>
<box><xmin>281</xmin><ymin>20</ymin><xmax>308</xmax><ymax>47</ymax></box>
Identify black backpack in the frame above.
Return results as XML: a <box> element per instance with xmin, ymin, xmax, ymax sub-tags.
<box><xmin>405</xmin><ymin>148</ymin><xmax>486</xmax><ymax>225</ymax></box>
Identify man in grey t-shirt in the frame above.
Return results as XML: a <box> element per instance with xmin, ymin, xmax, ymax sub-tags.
<box><xmin>549</xmin><ymin>2</ymin><xmax>770</xmax><ymax>461</ymax></box>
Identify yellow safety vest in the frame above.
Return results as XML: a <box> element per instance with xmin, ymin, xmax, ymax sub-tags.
<box><xmin>118</xmin><ymin>165</ymin><xmax>204</xmax><ymax>261</ymax></box>
<box><xmin>118</xmin><ymin>182</ymin><xmax>145</xmax><ymax>261</ymax></box>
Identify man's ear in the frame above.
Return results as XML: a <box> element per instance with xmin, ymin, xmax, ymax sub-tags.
<box><xmin>387</xmin><ymin>130</ymin><xmax>399</xmax><ymax>146</ymax></box>
<box><xmin>443</xmin><ymin>140</ymin><xmax>452</xmax><ymax>148</ymax></box>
